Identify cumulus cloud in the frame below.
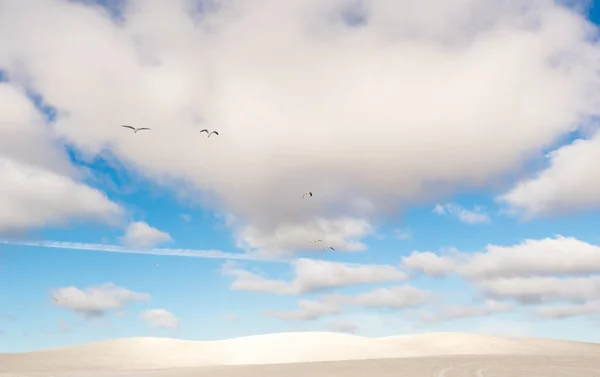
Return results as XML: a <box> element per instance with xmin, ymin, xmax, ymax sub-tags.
<box><xmin>534</xmin><ymin>300</ymin><xmax>600</xmax><ymax>319</ymax></box>
<box><xmin>402</xmin><ymin>236</ymin><xmax>600</xmax><ymax>279</ymax></box>
<box><xmin>324</xmin><ymin>285</ymin><xmax>432</xmax><ymax>309</ymax></box>
<box><xmin>498</xmin><ymin>129</ymin><xmax>600</xmax><ymax>218</ymax></box>
<box><xmin>221</xmin><ymin>258</ymin><xmax>408</xmax><ymax>295</ymax></box>
<box><xmin>479</xmin><ymin>276</ymin><xmax>600</xmax><ymax>304</ymax></box>
<box><xmin>402</xmin><ymin>236</ymin><xmax>600</xmax><ymax>319</ymax></box>
<box><xmin>235</xmin><ymin>217</ymin><xmax>373</xmax><ymax>257</ymax></box>
<box><xmin>418</xmin><ymin>300</ymin><xmax>515</xmax><ymax>323</ymax></box>
<box><xmin>0</xmin><ymin>83</ymin><xmax>123</xmax><ymax>234</ymax></box>
<box><xmin>140</xmin><ymin>309</ymin><xmax>180</xmax><ymax>329</ymax></box>
<box><xmin>0</xmin><ymin>0</ymin><xmax>598</xmax><ymax>253</ymax></box>
<box><xmin>433</xmin><ymin>203</ymin><xmax>490</xmax><ymax>224</ymax></box>
<box><xmin>267</xmin><ymin>284</ymin><xmax>430</xmax><ymax>322</ymax></box>
<box><xmin>120</xmin><ymin>221</ymin><xmax>173</xmax><ymax>249</ymax></box>
<box><xmin>51</xmin><ymin>283</ymin><xmax>150</xmax><ymax>317</ymax></box>
<box><xmin>264</xmin><ymin>300</ymin><xmax>342</xmax><ymax>321</ymax></box>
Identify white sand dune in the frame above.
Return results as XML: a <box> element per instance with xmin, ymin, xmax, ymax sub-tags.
<box><xmin>1</xmin><ymin>331</ymin><xmax>600</xmax><ymax>374</ymax></box>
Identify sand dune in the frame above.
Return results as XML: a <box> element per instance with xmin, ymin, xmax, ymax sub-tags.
<box><xmin>1</xmin><ymin>331</ymin><xmax>600</xmax><ymax>374</ymax></box>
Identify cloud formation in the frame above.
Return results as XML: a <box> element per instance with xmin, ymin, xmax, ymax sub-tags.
<box><xmin>418</xmin><ymin>300</ymin><xmax>515</xmax><ymax>323</ymax></box>
<box><xmin>140</xmin><ymin>309</ymin><xmax>180</xmax><ymax>329</ymax></box>
<box><xmin>433</xmin><ymin>203</ymin><xmax>490</xmax><ymax>224</ymax></box>
<box><xmin>0</xmin><ymin>0</ymin><xmax>598</xmax><ymax>255</ymax></box>
<box><xmin>402</xmin><ymin>236</ymin><xmax>600</xmax><ymax>320</ymax></box>
<box><xmin>498</xmin><ymin>129</ymin><xmax>600</xmax><ymax>218</ymax></box>
<box><xmin>51</xmin><ymin>283</ymin><xmax>150</xmax><ymax>317</ymax></box>
<box><xmin>221</xmin><ymin>258</ymin><xmax>408</xmax><ymax>295</ymax></box>
<box><xmin>0</xmin><ymin>83</ymin><xmax>123</xmax><ymax>235</ymax></box>
<box><xmin>402</xmin><ymin>236</ymin><xmax>600</xmax><ymax>279</ymax></box>
<box><xmin>120</xmin><ymin>221</ymin><xmax>173</xmax><ymax>249</ymax></box>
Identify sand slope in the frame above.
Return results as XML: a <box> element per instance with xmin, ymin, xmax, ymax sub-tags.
<box><xmin>1</xmin><ymin>331</ymin><xmax>600</xmax><ymax>373</ymax></box>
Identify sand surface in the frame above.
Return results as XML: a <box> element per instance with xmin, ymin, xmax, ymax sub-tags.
<box><xmin>1</xmin><ymin>332</ymin><xmax>600</xmax><ymax>376</ymax></box>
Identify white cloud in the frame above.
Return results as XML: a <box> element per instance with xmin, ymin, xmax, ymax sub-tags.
<box><xmin>403</xmin><ymin>236</ymin><xmax>600</xmax><ymax>279</ymax></box>
<box><xmin>140</xmin><ymin>309</ymin><xmax>180</xmax><ymax>329</ymax></box>
<box><xmin>418</xmin><ymin>300</ymin><xmax>515</xmax><ymax>322</ymax></box>
<box><xmin>498</xmin><ymin>129</ymin><xmax>600</xmax><ymax>218</ymax></box>
<box><xmin>235</xmin><ymin>217</ymin><xmax>373</xmax><ymax>257</ymax></box>
<box><xmin>479</xmin><ymin>276</ymin><xmax>600</xmax><ymax>304</ymax></box>
<box><xmin>221</xmin><ymin>258</ymin><xmax>408</xmax><ymax>295</ymax></box>
<box><xmin>0</xmin><ymin>158</ymin><xmax>124</xmax><ymax>234</ymax></box>
<box><xmin>51</xmin><ymin>283</ymin><xmax>150</xmax><ymax>317</ymax></box>
<box><xmin>433</xmin><ymin>203</ymin><xmax>490</xmax><ymax>224</ymax></box>
<box><xmin>0</xmin><ymin>0</ymin><xmax>598</xmax><ymax>252</ymax></box>
<box><xmin>0</xmin><ymin>82</ymin><xmax>123</xmax><ymax>235</ymax></box>
<box><xmin>324</xmin><ymin>285</ymin><xmax>432</xmax><ymax>309</ymax></box>
<box><xmin>264</xmin><ymin>300</ymin><xmax>342</xmax><ymax>321</ymax></box>
<box><xmin>534</xmin><ymin>300</ymin><xmax>600</xmax><ymax>319</ymax></box>
<box><xmin>402</xmin><ymin>250</ymin><xmax>459</xmax><ymax>277</ymax></box>
<box><xmin>120</xmin><ymin>221</ymin><xmax>173</xmax><ymax>249</ymax></box>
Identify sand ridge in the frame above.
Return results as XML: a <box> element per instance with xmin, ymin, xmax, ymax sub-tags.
<box><xmin>1</xmin><ymin>331</ymin><xmax>600</xmax><ymax>373</ymax></box>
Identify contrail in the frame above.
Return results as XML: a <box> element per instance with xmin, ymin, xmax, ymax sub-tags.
<box><xmin>0</xmin><ymin>240</ymin><xmax>286</xmax><ymax>263</ymax></box>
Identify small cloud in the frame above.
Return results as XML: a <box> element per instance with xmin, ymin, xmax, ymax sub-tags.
<box><xmin>433</xmin><ymin>203</ymin><xmax>490</xmax><ymax>224</ymax></box>
<box><xmin>140</xmin><ymin>309</ymin><xmax>180</xmax><ymax>329</ymax></box>
<box><xmin>120</xmin><ymin>221</ymin><xmax>173</xmax><ymax>249</ymax></box>
<box><xmin>51</xmin><ymin>283</ymin><xmax>150</xmax><ymax>318</ymax></box>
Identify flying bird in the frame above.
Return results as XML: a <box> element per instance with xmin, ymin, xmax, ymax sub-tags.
<box><xmin>200</xmin><ymin>129</ymin><xmax>219</xmax><ymax>137</ymax></box>
<box><xmin>310</xmin><ymin>240</ymin><xmax>323</xmax><ymax>243</ymax></box>
<box><xmin>52</xmin><ymin>296</ymin><xmax>60</xmax><ymax>304</ymax></box>
<box><xmin>324</xmin><ymin>246</ymin><xmax>335</xmax><ymax>251</ymax></box>
<box><xmin>121</xmin><ymin>125</ymin><xmax>150</xmax><ymax>133</ymax></box>
<box><xmin>302</xmin><ymin>191</ymin><xmax>313</xmax><ymax>198</ymax></box>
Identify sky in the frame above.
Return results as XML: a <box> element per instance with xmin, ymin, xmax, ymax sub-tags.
<box><xmin>1</xmin><ymin>0</ymin><xmax>600</xmax><ymax>353</ymax></box>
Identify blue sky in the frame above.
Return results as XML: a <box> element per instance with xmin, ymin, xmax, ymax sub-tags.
<box><xmin>1</xmin><ymin>0</ymin><xmax>600</xmax><ymax>353</ymax></box>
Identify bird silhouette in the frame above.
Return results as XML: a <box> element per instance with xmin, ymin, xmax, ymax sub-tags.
<box><xmin>200</xmin><ymin>129</ymin><xmax>219</xmax><ymax>137</ymax></box>
<box><xmin>121</xmin><ymin>125</ymin><xmax>150</xmax><ymax>133</ymax></box>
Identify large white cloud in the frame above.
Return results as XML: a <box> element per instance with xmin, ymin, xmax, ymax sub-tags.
<box><xmin>402</xmin><ymin>236</ymin><xmax>600</xmax><ymax>279</ymax></box>
<box><xmin>498</xmin><ymin>129</ymin><xmax>600</xmax><ymax>218</ymax></box>
<box><xmin>0</xmin><ymin>82</ymin><xmax>123</xmax><ymax>234</ymax></box>
<box><xmin>401</xmin><ymin>236</ymin><xmax>600</xmax><ymax>320</ymax></box>
<box><xmin>0</xmin><ymin>0</ymin><xmax>598</xmax><ymax>254</ymax></box>
<box><xmin>221</xmin><ymin>258</ymin><xmax>408</xmax><ymax>294</ymax></box>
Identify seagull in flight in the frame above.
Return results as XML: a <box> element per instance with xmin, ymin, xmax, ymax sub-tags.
<box><xmin>121</xmin><ymin>125</ymin><xmax>150</xmax><ymax>133</ymax></box>
<box><xmin>310</xmin><ymin>239</ymin><xmax>323</xmax><ymax>243</ymax></box>
<box><xmin>324</xmin><ymin>246</ymin><xmax>335</xmax><ymax>251</ymax></box>
<box><xmin>200</xmin><ymin>129</ymin><xmax>219</xmax><ymax>137</ymax></box>
<box><xmin>302</xmin><ymin>191</ymin><xmax>313</xmax><ymax>198</ymax></box>
<box><xmin>52</xmin><ymin>296</ymin><xmax>61</xmax><ymax>304</ymax></box>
